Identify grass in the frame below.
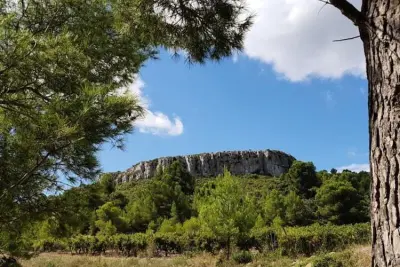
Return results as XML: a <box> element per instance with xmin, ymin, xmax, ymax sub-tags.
<box><xmin>19</xmin><ymin>253</ymin><xmax>218</xmax><ymax>267</ymax></box>
<box><xmin>19</xmin><ymin>245</ymin><xmax>371</xmax><ymax>267</ymax></box>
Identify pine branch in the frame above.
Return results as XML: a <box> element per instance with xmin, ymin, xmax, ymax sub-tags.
<box><xmin>328</xmin><ymin>0</ymin><xmax>364</xmax><ymax>26</ymax></box>
<box><xmin>333</xmin><ymin>35</ymin><xmax>360</xmax><ymax>42</ymax></box>
<box><xmin>0</xmin><ymin>138</ymin><xmax>84</xmax><ymax>200</ymax></box>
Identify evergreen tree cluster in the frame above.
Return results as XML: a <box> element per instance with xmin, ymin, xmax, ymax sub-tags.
<box><xmin>15</xmin><ymin>160</ymin><xmax>371</xmax><ymax>258</ymax></box>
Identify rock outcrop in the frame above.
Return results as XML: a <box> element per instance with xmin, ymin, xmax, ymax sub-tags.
<box><xmin>114</xmin><ymin>150</ymin><xmax>296</xmax><ymax>184</ymax></box>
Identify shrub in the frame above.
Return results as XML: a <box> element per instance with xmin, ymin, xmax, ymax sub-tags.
<box><xmin>67</xmin><ymin>235</ymin><xmax>110</xmax><ymax>255</ymax></box>
<box><xmin>113</xmin><ymin>233</ymin><xmax>148</xmax><ymax>256</ymax></box>
<box><xmin>278</xmin><ymin>223</ymin><xmax>369</xmax><ymax>256</ymax></box>
<box><xmin>313</xmin><ymin>255</ymin><xmax>344</xmax><ymax>267</ymax></box>
<box><xmin>232</xmin><ymin>251</ymin><xmax>253</xmax><ymax>264</ymax></box>
<box><xmin>0</xmin><ymin>257</ymin><xmax>21</xmax><ymax>267</ymax></box>
<box><xmin>249</xmin><ymin>228</ymin><xmax>278</xmax><ymax>252</ymax></box>
<box><xmin>194</xmin><ymin>232</ymin><xmax>220</xmax><ymax>253</ymax></box>
<box><xmin>154</xmin><ymin>232</ymin><xmax>184</xmax><ymax>256</ymax></box>
<box><xmin>32</xmin><ymin>238</ymin><xmax>67</xmax><ymax>252</ymax></box>
<box><xmin>35</xmin><ymin>222</ymin><xmax>370</xmax><ymax>258</ymax></box>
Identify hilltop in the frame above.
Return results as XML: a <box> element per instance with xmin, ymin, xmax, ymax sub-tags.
<box><xmin>114</xmin><ymin>149</ymin><xmax>296</xmax><ymax>183</ymax></box>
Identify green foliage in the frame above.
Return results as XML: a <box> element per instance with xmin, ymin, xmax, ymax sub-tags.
<box><xmin>158</xmin><ymin>218</ymin><xmax>182</xmax><ymax>234</ymax></box>
<box><xmin>198</xmin><ymin>170</ymin><xmax>257</xmax><ymax>258</ymax></box>
<box><xmin>95</xmin><ymin>221</ymin><xmax>117</xmax><ymax>237</ymax></box>
<box><xmin>249</xmin><ymin>227</ymin><xmax>278</xmax><ymax>252</ymax></box>
<box><xmin>159</xmin><ymin>161</ymin><xmax>196</xmax><ymax>195</ymax></box>
<box><xmin>31</xmin><ymin>223</ymin><xmax>370</xmax><ymax>262</ymax></box>
<box><xmin>0</xmin><ymin>0</ymin><xmax>252</xmax><ymax>255</ymax></box>
<box><xmin>264</xmin><ymin>190</ymin><xmax>285</xmax><ymax>224</ymax></box>
<box><xmin>278</xmin><ymin>223</ymin><xmax>370</xmax><ymax>257</ymax></box>
<box><xmin>253</xmin><ymin>215</ymin><xmax>265</xmax><ymax>230</ymax></box>
<box><xmin>51</xmin><ymin>184</ymin><xmax>105</xmax><ymax>236</ymax></box>
<box><xmin>232</xmin><ymin>251</ymin><xmax>253</xmax><ymax>264</ymax></box>
<box><xmin>125</xmin><ymin>192</ymin><xmax>157</xmax><ymax>232</ymax></box>
<box><xmin>123</xmin><ymin>161</ymin><xmax>195</xmax><ymax>233</ymax></box>
<box><xmin>282</xmin><ymin>161</ymin><xmax>320</xmax><ymax>198</ymax></box>
<box><xmin>113</xmin><ymin>233</ymin><xmax>148</xmax><ymax>257</ymax></box>
<box><xmin>98</xmin><ymin>173</ymin><xmax>117</xmax><ymax>197</ymax></box>
<box><xmin>154</xmin><ymin>232</ymin><xmax>184</xmax><ymax>256</ymax></box>
<box><xmin>284</xmin><ymin>191</ymin><xmax>311</xmax><ymax>226</ymax></box>
<box><xmin>32</xmin><ymin>238</ymin><xmax>67</xmax><ymax>253</ymax></box>
<box><xmin>316</xmin><ymin>179</ymin><xmax>366</xmax><ymax>224</ymax></box>
<box><xmin>312</xmin><ymin>255</ymin><xmax>344</xmax><ymax>267</ymax></box>
<box><xmin>16</xmin><ymin>158</ymin><xmax>371</xmax><ymax>258</ymax></box>
<box><xmin>95</xmin><ymin>202</ymin><xmax>128</xmax><ymax>234</ymax></box>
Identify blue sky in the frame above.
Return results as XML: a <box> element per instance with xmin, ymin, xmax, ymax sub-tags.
<box><xmin>99</xmin><ymin>0</ymin><xmax>369</xmax><ymax>173</ymax></box>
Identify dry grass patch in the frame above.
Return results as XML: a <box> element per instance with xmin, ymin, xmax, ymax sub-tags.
<box><xmin>19</xmin><ymin>253</ymin><xmax>217</xmax><ymax>267</ymax></box>
<box><xmin>20</xmin><ymin>245</ymin><xmax>371</xmax><ymax>267</ymax></box>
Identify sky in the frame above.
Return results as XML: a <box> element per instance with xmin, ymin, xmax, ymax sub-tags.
<box><xmin>98</xmin><ymin>0</ymin><xmax>369</xmax><ymax>174</ymax></box>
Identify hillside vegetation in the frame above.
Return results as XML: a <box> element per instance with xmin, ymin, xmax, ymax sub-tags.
<box><xmin>5</xmin><ymin>160</ymin><xmax>371</xmax><ymax>266</ymax></box>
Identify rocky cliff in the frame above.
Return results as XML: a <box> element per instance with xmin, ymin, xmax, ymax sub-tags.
<box><xmin>114</xmin><ymin>150</ymin><xmax>296</xmax><ymax>184</ymax></box>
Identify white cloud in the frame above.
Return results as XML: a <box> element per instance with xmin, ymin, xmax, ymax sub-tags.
<box><xmin>244</xmin><ymin>0</ymin><xmax>365</xmax><ymax>81</ymax></box>
<box><xmin>122</xmin><ymin>77</ymin><xmax>184</xmax><ymax>136</ymax></box>
<box><xmin>337</xmin><ymin>163</ymin><xmax>370</xmax><ymax>173</ymax></box>
<box><xmin>136</xmin><ymin>112</ymin><xmax>184</xmax><ymax>136</ymax></box>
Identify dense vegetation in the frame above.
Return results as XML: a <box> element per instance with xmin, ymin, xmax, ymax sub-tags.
<box><xmin>0</xmin><ymin>0</ymin><xmax>251</xmax><ymax>258</ymax></box>
<box><xmin>12</xmin><ymin>160</ymin><xmax>371</xmax><ymax>260</ymax></box>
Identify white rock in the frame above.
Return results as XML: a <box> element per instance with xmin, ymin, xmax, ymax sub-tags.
<box><xmin>114</xmin><ymin>149</ymin><xmax>296</xmax><ymax>183</ymax></box>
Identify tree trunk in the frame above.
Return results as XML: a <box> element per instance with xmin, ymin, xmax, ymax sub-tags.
<box><xmin>361</xmin><ymin>1</ymin><xmax>400</xmax><ymax>266</ymax></box>
<box><xmin>227</xmin><ymin>236</ymin><xmax>231</xmax><ymax>260</ymax></box>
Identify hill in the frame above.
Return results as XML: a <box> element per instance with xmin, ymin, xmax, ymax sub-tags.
<box><xmin>14</xmin><ymin>157</ymin><xmax>371</xmax><ymax>265</ymax></box>
<box><xmin>113</xmin><ymin>149</ymin><xmax>295</xmax><ymax>183</ymax></box>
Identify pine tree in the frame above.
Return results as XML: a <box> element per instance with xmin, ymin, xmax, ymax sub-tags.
<box><xmin>0</xmin><ymin>0</ymin><xmax>251</xmax><ymax>255</ymax></box>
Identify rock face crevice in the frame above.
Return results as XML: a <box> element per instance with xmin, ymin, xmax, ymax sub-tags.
<box><xmin>114</xmin><ymin>150</ymin><xmax>295</xmax><ymax>184</ymax></box>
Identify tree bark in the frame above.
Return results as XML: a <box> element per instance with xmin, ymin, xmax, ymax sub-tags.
<box><xmin>329</xmin><ymin>1</ymin><xmax>400</xmax><ymax>266</ymax></box>
<box><xmin>362</xmin><ymin>1</ymin><xmax>400</xmax><ymax>266</ymax></box>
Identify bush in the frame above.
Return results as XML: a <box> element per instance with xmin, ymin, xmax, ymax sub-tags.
<box><xmin>154</xmin><ymin>232</ymin><xmax>184</xmax><ymax>256</ymax></box>
<box><xmin>68</xmin><ymin>235</ymin><xmax>110</xmax><ymax>255</ymax></box>
<box><xmin>249</xmin><ymin>228</ymin><xmax>278</xmax><ymax>252</ymax></box>
<box><xmin>0</xmin><ymin>257</ymin><xmax>21</xmax><ymax>267</ymax></box>
<box><xmin>33</xmin><ymin>223</ymin><xmax>370</xmax><ymax>258</ymax></box>
<box><xmin>278</xmin><ymin>223</ymin><xmax>370</xmax><ymax>256</ymax></box>
<box><xmin>194</xmin><ymin>232</ymin><xmax>220</xmax><ymax>253</ymax></box>
<box><xmin>232</xmin><ymin>251</ymin><xmax>253</xmax><ymax>264</ymax></box>
<box><xmin>113</xmin><ymin>233</ymin><xmax>148</xmax><ymax>256</ymax></box>
<box><xmin>32</xmin><ymin>238</ymin><xmax>67</xmax><ymax>252</ymax></box>
<box><xmin>313</xmin><ymin>255</ymin><xmax>344</xmax><ymax>267</ymax></box>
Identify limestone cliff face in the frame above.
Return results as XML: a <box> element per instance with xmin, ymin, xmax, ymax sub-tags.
<box><xmin>114</xmin><ymin>150</ymin><xmax>295</xmax><ymax>183</ymax></box>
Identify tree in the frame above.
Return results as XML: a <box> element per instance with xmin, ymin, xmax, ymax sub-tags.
<box><xmin>252</xmin><ymin>215</ymin><xmax>266</xmax><ymax>231</ymax></box>
<box><xmin>95</xmin><ymin>202</ymin><xmax>128</xmax><ymax>234</ymax></box>
<box><xmin>0</xmin><ymin>0</ymin><xmax>252</xmax><ymax>255</ymax></box>
<box><xmin>198</xmin><ymin>170</ymin><xmax>256</xmax><ymax>259</ymax></box>
<box><xmin>263</xmin><ymin>189</ymin><xmax>285</xmax><ymax>225</ymax></box>
<box><xmin>124</xmin><ymin>162</ymin><xmax>194</xmax><ymax>231</ymax></box>
<box><xmin>317</xmin><ymin>1</ymin><xmax>399</xmax><ymax>265</ymax></box>
<box><xmin>125</xmin><ymin>195</ymin><xmax>157</xmax><ymax>232</ymax></box>
<box><xmin>284</xmin><ymin>191</ymin><xmax>309</xmax><ymax>226</ymax></box>
<box><xmin>282</xmin><ymin>161</ymin><xmax>320</xmax><ymax>198</ymax></box>
<box><xmin>159</xmin><ymin>161</ymin><xmax>196</xmax><ymax>195</ymax></box>
<box><xmin>315</xmin><ymin>179</ymin><xmax>367</xmax><ymax>225</ymax></box>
